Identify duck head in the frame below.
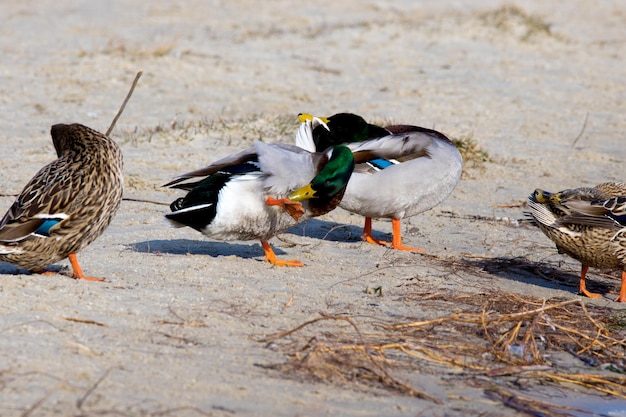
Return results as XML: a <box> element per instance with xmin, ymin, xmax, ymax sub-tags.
<box><xmin>299</xmin><ymin>113</ymin><xmax>390</xmax><ymax>149</ymax></box>
<box><xmin>288</xmin><ymin>145</ymin><xmax>355</xmax><ymax>204</ymax></box>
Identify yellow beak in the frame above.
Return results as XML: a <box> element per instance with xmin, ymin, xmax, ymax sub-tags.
<box><xmin>298</xmin><ymin>113</ymin><xmax>329</xmax><ymax>124</ymax></box>
<box><xmin>288</xmin><ymin>183</ymin><xmax>317</xmax><ymax>201</ymax></box>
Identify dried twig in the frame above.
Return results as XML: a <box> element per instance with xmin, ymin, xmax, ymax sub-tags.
<box><xmin>157</xmin><ymin>306</ymin><xmax>207</xmax><ymax>327</ymax></box>
<box><xmin>122</xmin><ymin>196</ymin><xmax>169</xmax><ymax>205</ymax></box>
<box><xmin>76</xmin><ymin>367</ymin><xmax>117</xmax><ymax>409</ymax></box>
<box><xmin>571</xmin><ymin>112</ymin><xmax>589</xmax><ymax>148</ymax></box>
<box><xmin>492</xmin><ymin>201</ymin><xmax>526</xmax><ymax>209</ymax></box>
<box><xmin>106</xmin><ymin>70</ymin><xmax>143</xmax><ymax>136</ymax></box>
<box><xmin>21</xmin><ymin>389</ymin><xmax>56</xmax><ymax>417</ymax></box>
<box><xmin>540</xmin><ymin>372</ymin><xmax>626</xmax><ymax>399</ymax></box>
<box><xmin>284</xmin><ymin>292</ymin><xmax>294</xmax><ymax>308</ymax></box>
<box><xmin>485</xmin><ymin>387</ymin><xmax>591</xmax><ymax>417</ymax></box>
<box><xmin>63</xmin><ymin>317</ymin><xmax>107</xmax><ymax>327</ymax></box>
<box><xmin>388</xmin><ymin>299</ymin><xmax>581</xmax><ymax>330</ymax></box>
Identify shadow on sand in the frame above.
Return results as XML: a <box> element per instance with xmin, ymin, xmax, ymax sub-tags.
<box><xmin>129</xmin><ymin>238</ymin><xmax>268</xmax><ymax>259</ymax></box>
<box><xmin>129</xmin><ymin>218</ymin><xmax>379</xmax><ymax>260</ymax></box>
<box><xmin>460</xmin><ymin>256</ymin><xmax>616</xmax><ymax>298</ymax></box>
<box><xmin>0</xmin><ymin>261</ymin><xmax>63</xmax><ymax>276</ymax></box>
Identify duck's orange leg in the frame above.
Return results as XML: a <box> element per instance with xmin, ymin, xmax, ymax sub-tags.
<box><xmin>390</xmin><ymin>218</ymin><xmax>426</xmax><ymax>252</ymax></box>
<box><xmin>578</xmin><ymin>265</ymin><xmax>602</xmax><ymax>299</ymax></box>
<box><xmin>68</xmin><ymin>253</ymin><xmax>105</xmax><ymax>282</ymax></box>
<box><xmin>362</xmin><ymin>217</ymin><xmax>426</xmax><ymax>252</ymax></box>
<box><xmin>265</xmin><ymin>197</ymin><xmax>305</xmax><ymax>220</ymax></box>
<box><xmin>361</xmin><ymin>217</ymin><xmax>390</xmax><ymax>246</ymax></box>
<box><xmin>261</xmin><ymin>240</ymin><xmax>303</xmax><ymax>267</ymax></box>
<box><xmin>615</xmin><ymin>271</ymin><xmax>626</xmax><ymax>302</ymax></box>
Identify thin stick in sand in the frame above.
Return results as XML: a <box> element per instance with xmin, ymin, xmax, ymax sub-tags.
<box><xmin>106</xmin><ymin>70</ymin><xmax>143</xmax><ymax>136</ymax></box>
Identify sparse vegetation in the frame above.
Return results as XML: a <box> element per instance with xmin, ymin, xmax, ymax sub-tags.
<box><xmin>371</xmin><ymin>117</ymin><xmax>490</xmax><ymax>177</ymax></box>
<box><xmin>480</xmin><ymin>6</ymin><xmax>554</xmax><ymax>41</ymax></box>
<box><xmin>452</xmin><ymin>135</ymin><xmax>491</xmax><ymax>178</ymax></box>
<box><xmin>452</xmin><ymin>135</ymin><xmax>490</xmax><ymax>163</ymax></box>
<box><xmin>117</xmin><ymin>113</ymin><xmax>298</xmax><ymax>147</ymax></box>
<box><xmin>118</xmin><ymin>114</ymin><xmax>491</xmax><ymax>183</ymax></box>
<box><xmin>79</xmin><ymin>39</ymin><xmax>176</xmax><ymax>59</ymax></box>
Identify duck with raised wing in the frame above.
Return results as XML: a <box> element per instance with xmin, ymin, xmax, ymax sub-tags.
<box><xmin>526</xmin><ymin>182</ymin><xmax>626</xmax><ymax>302</ymax></box>
<box><xmin>0</xmin><ymin>124</ymin><xmax>124</xmax><ymax>281</ymax></box>
<box><xmin>165</xmin><ymin>135</ymin><xmax>354</xmax><ymax>267</ymax></box>
<box><xmin>296</xmin><ymin>112</ymin><xmax>462</xmax><ymax>251</ymax></box>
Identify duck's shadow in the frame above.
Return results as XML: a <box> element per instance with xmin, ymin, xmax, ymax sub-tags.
<box><xmin>0</xmin><ymin>261</ymin><xmax>26</xmax><ymax>275</ymax></box>
<box><xmin>130</xmin><ymin>239</ymin><xmax>266</xmax><ymax>259</ymax></box>
<box><xmin>0</xmin><ymin>261</ymin><xmax>63</xmax><ymax>276</ymax></box>
<box><xmin>130</xmin><ymin>219</ymin><xmax>368</xmax><ymax>258</ymax></box>
<box><xmin>461</xmin><ymin>256</ymin><xmax>615</xmax><ymax>296</ymax></box>
<box><xmin>286</xmin><ymin>218</ymin><xmax>367</xmax><ymax>242</ymax></box>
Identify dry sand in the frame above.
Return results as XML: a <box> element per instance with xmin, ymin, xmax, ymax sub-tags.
<box><xmin>1</xmin><ymin>1</ymin><xmax>626</xmax><ymax>416</ymax></box>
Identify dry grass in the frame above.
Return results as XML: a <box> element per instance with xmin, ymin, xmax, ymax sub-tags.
<box><xmin>117</xmin><ymin>113</ymin><xmax>297</xmax><ymax>147</ymax></box>
<box><xmin>370</xmin><ymin>116</ymin><xmax>490</xmax><ymax>177</ymax></box>
<box><xmin>119</xmin><ymin>113</ymin><xmax>490</xmax><ymax>183</ymax></box>
<box><xmin>479</xmin><ymin>5</ymin><xmax>554</xmax><ymax>42</ymax></box>
<box><xmin>451</xmin><ymin>135</ymin><xmax>491</xmax><ymax>178</ymax></box>
<box><xmin>78</xmin><ymin>38</ymin><xmax>176</xmax><ymax>59</ymax></box>
<box><xmin>260</xmin><ymin>289</ymin><xmax>626</xmax><ymax>407</ymax></box>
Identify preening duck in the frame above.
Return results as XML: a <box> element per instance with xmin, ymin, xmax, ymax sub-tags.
<box><xmin>165</xmin><ymin>135</ymin><xmax>354</xmax><ymax>267</ymax></box>
<box><xmin>526</xmin><ymin>182</ymin><xmax>626</xmax><ymax>302</ymax></box>
<box><xmin>296</xmin><ymin>112</ymin><xmax>462</xmax><ymax>251</ymax></box>
<box><xmin>0</xmin><ymin>123</ymin><xmax>124</xmax><ymax>281</ymax></box>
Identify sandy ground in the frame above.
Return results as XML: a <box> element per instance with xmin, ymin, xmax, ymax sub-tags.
<box><xmin>1</xmin><ymin>1</ymin><xmax>626</xmax><ymax>416</ymax></box>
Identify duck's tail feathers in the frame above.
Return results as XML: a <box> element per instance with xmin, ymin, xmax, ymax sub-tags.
<box><xmin>165</xmin><ymin>202</ymin><xmax>214</xmax><ymax>231</ymax></box>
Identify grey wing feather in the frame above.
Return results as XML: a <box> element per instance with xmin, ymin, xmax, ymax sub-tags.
<box><xmin>255</xmin><ymin>142</ymin><xmax>316</xmax><ymax>194</ymax></box>
<box><xmin>350</xmin><ymin>132</ymin><xmax>433</xmax><ymax>164</ymax></box>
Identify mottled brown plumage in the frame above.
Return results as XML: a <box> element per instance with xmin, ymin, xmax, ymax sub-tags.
<box><xmin>526</xmin><ymin>182</ymin><xmax>626</xmax><ymax>302</ymax></box>
<box><xmin>0</xmin><ymin>123</ymin><xmax>124</xmax><ymax>280</ymax></box>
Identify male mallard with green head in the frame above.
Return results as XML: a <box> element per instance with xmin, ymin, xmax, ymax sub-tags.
<box><xmin>296</xmin><ymin>112</ymin><xmax>462</xmax><ymax>251</ymax></box>
<box><xmin>165</xmin><ymin>130</ymin><xmax>354</xmax><ymax>267</ymax></box>
<box><xmin>0</xmin><ymin>124</ymin><xmax>124</xmax><ymax>281</ymax></box>
<box><xmin>526</xmin><ymin>182</ymin><xmax>626</xmax><ymax>302</ymax></box>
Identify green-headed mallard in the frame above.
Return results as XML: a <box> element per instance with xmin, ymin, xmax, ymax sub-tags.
<box><xmin>165</xmin><ymin>136</ymin><xmax>354</xmax><ymax>267</ymax></box>
<box><xmin>0</xmin><ymin>124</ymin><xmax>124</xmax><ymax>281</ymax></box>
<box><xmin>296</xmin><ymin>112</ymin><xmax>462</xmax><ymax>251</ymax></box>
<box><xmin>526</xmin><ymin>182</ymin><xmax>626</xmax><ymax>302</ymax></box>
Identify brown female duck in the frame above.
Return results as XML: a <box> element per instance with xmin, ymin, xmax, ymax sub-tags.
<box><xmin>0</xmin><ymin>124</ymin><xmax>124</xmax><ymax>281</ymax></box>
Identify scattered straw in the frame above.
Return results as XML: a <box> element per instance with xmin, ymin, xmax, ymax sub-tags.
<box><xmin>485</xmin><ymin>387</ymin><xmax>591</xmax><ymax>417</ymax></box>
<box><xmin>284</xmin><ymin>292</ymin><xmax>294</xmax><ymax>309</ymax></box>
<box><xmin>260</xmin><ymin>290</ymin><xmax>626</xmax><ymax>403</ymax></box>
